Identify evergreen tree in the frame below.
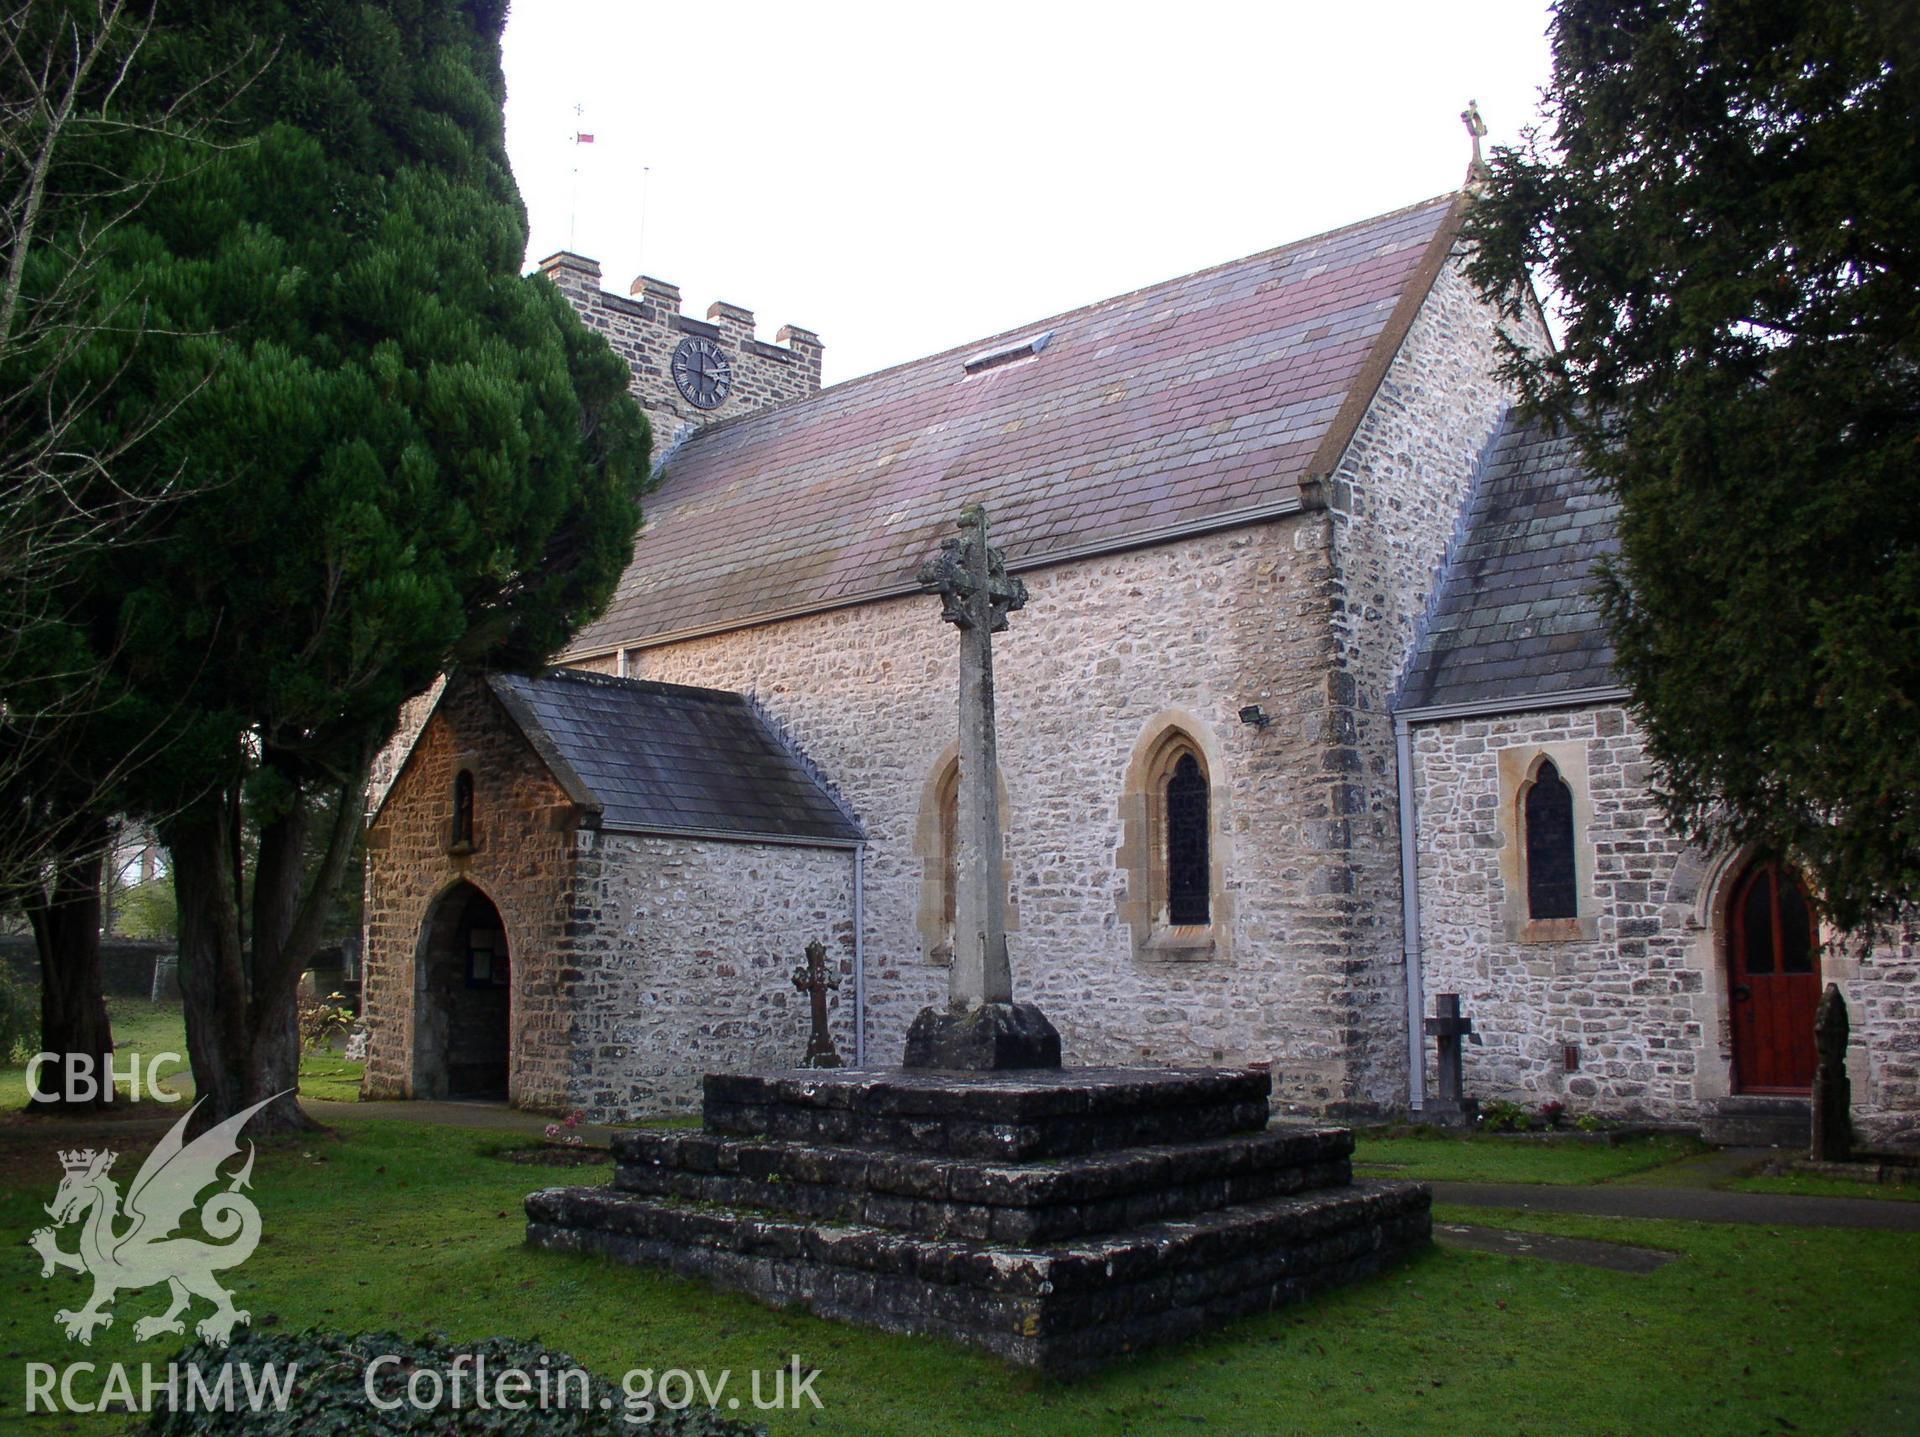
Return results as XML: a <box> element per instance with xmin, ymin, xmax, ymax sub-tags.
<box><xmin>90</xmin><ymin>0</ymin><xmax>647</xmax><ymax>1128</ymax></box>
<box><xmin>0</xmin><ymin>0</ymin><xmax>255</xmax><ymax>1110</ymax></box>
<box><xmin>1465</xmin><ymin>0</ymin><xmax>1920</xmax><ymax>930</ymax></box>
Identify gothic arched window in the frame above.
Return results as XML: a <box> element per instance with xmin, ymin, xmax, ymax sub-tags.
<box><xmin>1523</xmin><ymin>759</ymin><xmax>1577</xmax><ymax>920</ymax></box>
<box><xmin>1166</xmin><ymin>751</ymin><xmax>1210</xmax><ymax>926</ymax></box>
<box><xmin>452</xmin><ymin>769</ymin><xmax>475</xmax><ymax>849</ymax></box>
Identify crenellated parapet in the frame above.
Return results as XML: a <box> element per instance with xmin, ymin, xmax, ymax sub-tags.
<box><xmin>536</xmin><ymin>251</ymin><xmax>821</xmax><ymax>462</ymax></box>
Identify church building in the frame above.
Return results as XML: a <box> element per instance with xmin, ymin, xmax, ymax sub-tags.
<box><xmin>359</xmin><ymin>188</ymin><xmax>1919</xmax><ymax>1147</ymax></box>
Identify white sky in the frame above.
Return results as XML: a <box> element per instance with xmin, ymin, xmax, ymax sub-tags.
<box><xmin>502</xmin><ymin>1</ymin><xmax>1556</xmax><ymax>386</ymax></box>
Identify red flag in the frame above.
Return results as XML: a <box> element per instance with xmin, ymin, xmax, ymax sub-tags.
<box><xmin>575</xmin><ymin>132</ymin><xmax>595</xmax><ymax>144</ymax></box>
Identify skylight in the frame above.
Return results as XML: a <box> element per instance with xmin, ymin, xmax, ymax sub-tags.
<box><xmin>963</xmin><ymin>329</ymin><xmax>1054</xmax><ymax>375</ymax></box>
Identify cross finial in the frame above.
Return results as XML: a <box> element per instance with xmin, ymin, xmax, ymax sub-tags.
<box><xmin>1460</xmin><ymin>100</ymin><xmax>1489</xmax><ymax>184</ymax></box>
<box><xmin>916</xmin><ymin>504</ymin><xmax>1028</xmax><ymax>633</ymax></box>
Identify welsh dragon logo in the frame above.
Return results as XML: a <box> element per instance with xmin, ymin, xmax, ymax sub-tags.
<box><xmin>29</xmin><ymin>1093</ymin><xmax>283</xmax><ymax>1346</ymax></box>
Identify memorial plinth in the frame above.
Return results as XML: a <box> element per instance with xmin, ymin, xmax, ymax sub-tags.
<box><xmin>524</xmin><ymin>504</ymin><xmax>1427</xmax><ymax>1370</ymax></box>
<box><xmin>526</xmin><ymin>1066</ymin><xmax>1430</xmax><ymax>1374</ymax></box>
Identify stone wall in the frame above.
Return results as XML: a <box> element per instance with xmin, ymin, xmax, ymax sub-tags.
<box><xmin>565</xmin><ymin>833</ymin><xmax>857</xmax><ymax>1116</ymax></box>
<box><xmin>369</xmin><ymin>680</ymin><xmax>444</xmax><ymax>812</ymax></box>
<box><xmin>361</xmin><ymin>676</ymin><xmax>585</xmax><ymax>1110</ymax></box>
<box><xmin>0</xmin><ymin>936</ymin><xmax>176</xmax><ymax>999</ymax></box>
<box><xmin>1411</xmin><ymin>703</ymin><xmax>1920</xmax><ymax>1143</ymax></box>
<box><xmin>616</xmin><ymin>521</ymin><xmax>1368</xmax><ymax>1112</ymax></box>
<box><xmin>537</xmin><ymin>253</ymin><xmax>821</xmax><ymax>460</ymax></box>
<box><xmin>1313</xmin><ymin>250</ymin><xmax>1548</xmax><ymax>1110</ymax></box>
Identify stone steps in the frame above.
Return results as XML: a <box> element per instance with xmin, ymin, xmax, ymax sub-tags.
<box><xmin>611</xmin><ymin>1126</ymin><xmax>1354</xmax><ymax>1244</ymax></box>
<box><xmin>525</xmin><ymin>1065</ymin><xmax>1430</xmax><ymax>1372</ymax></box>
<box><xmin>526</xmin><ymin>1178</ymin><xmax>1429</xmax><ymax>1375</ymax></box>
<box><xmin>701</xmin><ymin>1067</ymin><xmax>1272</xmax><ymax>1160</ymax></box>
<box><xmin>1702</xmin><ymin>1095</ymin><xmax>1811</xmax><ymax>1149</ymax></box>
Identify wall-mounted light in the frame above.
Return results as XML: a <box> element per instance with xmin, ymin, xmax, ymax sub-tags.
<box><xmin>1238</xmin><ymin>705</ymin><xmax>1271</xmax><ymax>731</ymax></box>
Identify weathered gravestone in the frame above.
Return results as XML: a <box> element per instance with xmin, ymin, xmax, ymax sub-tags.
<box><xmin>526</xmin><ymin>505</ymin><xmax>1430</xmax><ymax>1373</ymax></box>
<box><xmin>1811</xmin><ymin>982</ymin><xmax>1853</xmax><ymax>1162</ymax></box>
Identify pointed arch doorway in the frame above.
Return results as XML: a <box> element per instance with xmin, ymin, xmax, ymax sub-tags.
<box><xmin>1726</xmin><ymin>858</ymin><xmax>1820</xmax><ymax>1094</ymax></box>
<box><xmin>412</xmin><ymin>880</ymin><xmax>512</xmax><ymax>1100</ymax></box>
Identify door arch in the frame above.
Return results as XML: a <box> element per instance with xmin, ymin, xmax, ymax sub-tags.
<box><xmin>1726</xmin><ymin>858</ymin><xmax>1820</xmax><ymax>1093</ymax></box>
<box><xmin>412</xmin><ymin>880</ymin><xmax>512</xmax><ymax>1100</ymax></box>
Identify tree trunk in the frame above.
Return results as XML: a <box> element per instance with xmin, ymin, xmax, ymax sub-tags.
<box><xmin>23</xmin><ymin>813</ymin><xmax>114</xmax><ymax>1112</ymax></box>
<box><xmin>168</xmin><ymin>760</ymin><xmax>366</xmax><ymax>1136</ymax></box>
<box><xmin>171</xmin><ymin>793</ymin><xmax>254</xmax><ymax>1124</ymax></box>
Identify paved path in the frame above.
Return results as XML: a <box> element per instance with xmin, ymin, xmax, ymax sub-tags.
<box><xmin>1431</xmin><ymin>1176</ymin><xmax>1920</xmax><ymax>1231</ymax></box>
<box><xmin>1602</xmin><ymin>1145</ymin><xmax>1768</xmax><ymax>1188</ymax></box>
<box><xmin>306</xmin><ymin>1098</ymin><xmax>626</xmax><ymax>1143</ymax></box>
<box><xmin>1433</xmin><ymin>1222</ymin><xmax>1678</xmax><ymax>1272</ymax></box>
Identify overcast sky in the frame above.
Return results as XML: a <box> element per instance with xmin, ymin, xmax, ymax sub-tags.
<box><xmin>501</xmin><ymin>2</ymin><xmax>1557</xmax><ymax>385</ymax></box>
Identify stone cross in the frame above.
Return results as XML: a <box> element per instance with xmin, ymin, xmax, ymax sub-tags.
<box><xmin>1810</xmin><ymin>982</ymin><xmax>1852</xmax><ymax>1162</ymax></box>
<box><xmin>1423</xmin><ymin>993</ymin><xmax>1481</xmax><ymax>1125</ymax></box>
<box><xmin>904</xmin><ymin>504</ymin><xmax>1060</xmax><ymax>1070</ymax></box>
<box><xmin>791</xmin><ymin>939</ymin><xmax>842</xmax><ymax>1069</ymax></box>
<box><xmin>915</xmin><ymin>504</ymin><xmax>1028</xmax><ymax>1008</ymax></box>
<box><xmin>1460</xmin><ymin>99</ymin><xmax>1487</xmax><ymax>168</ymax></box>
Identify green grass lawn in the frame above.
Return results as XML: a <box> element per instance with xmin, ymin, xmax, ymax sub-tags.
<box><xmin>0</xmin><ymin>997</ymin><xmax>362</xmax><ymax>1107</ymax></box>
<box><xmin>1352</xmin><ymin>1130</ymin><xmax>1706</xmax><ymax>1185</ymax></box>
<box><xmin>2</xmin><ymin>1118</ymin><xmax>1916</xmax><ymax>1436</ymax></box>
<box><xmin>1728</xmin><ymin>1171</ymin><xmax>1920</xmax><ymax>1203</ymax></box>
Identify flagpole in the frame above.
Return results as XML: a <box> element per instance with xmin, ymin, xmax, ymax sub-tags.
<box><xmin>569</xmin><ymin>102</ymin><xmax>586</xmax><ymax>249</ymax></box>
<box><xmin>638</xmin><ymin>165</ymin><xmax>651</xmax><ymax>272</ymax></box>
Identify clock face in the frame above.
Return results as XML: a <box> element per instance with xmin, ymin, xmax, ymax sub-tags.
<box><xmin>671</xmin><ymin>336</ymin><xmax>733</xmax><ymax>410</ymax></box>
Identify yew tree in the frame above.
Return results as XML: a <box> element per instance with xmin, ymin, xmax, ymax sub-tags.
<box><xmin>98</xmin><ymin>0</ymin><xmax>647</xmax><ymax>1128</ymax></box>
<box><xmin>1465</xmin><ymin>0</ymin><xmax>1920</xmax><ymax>930</ymax></box>
<box><xmin>0</xmin><ymin>0</ymin><xmax>263</xmax><ymax>1108</ymax></box>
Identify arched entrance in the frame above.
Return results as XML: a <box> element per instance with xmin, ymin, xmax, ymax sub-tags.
<box><xmin>1726</xmin><ymin>858</ymin><xmax>1820</xmax><ymax>1093</ymax></box>
<box><xmin>413</xmin><ymin>881</ymin><xmax>511</xmax><ymax>1100</ymax></box>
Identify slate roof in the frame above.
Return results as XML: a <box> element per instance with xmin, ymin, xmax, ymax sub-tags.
<box><xmin>485</xmin><ymin>669</ymin><xmax>862</xmax><ymax>846</ymax></box>
<box><xmin>1396</xmin><ymin>413</ymin><xmax>1623</xmax><ymax>712</ymax></box>
<box><xmin>569</xmin><ymin>191</ymin><xmax>1466</xmax><ymax>655</ymax></box>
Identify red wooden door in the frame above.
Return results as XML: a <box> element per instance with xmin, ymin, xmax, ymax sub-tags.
<box><xmin>1727</xmin><ymin>860</ymin><xmax>1821</xmax><ymax>1092</ymax></box>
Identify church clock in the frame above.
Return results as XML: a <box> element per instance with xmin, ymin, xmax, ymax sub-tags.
<box><xmin>671</xmin><ymin>336</ymin><xmax>733</xmax><ymax>410</ymax></box>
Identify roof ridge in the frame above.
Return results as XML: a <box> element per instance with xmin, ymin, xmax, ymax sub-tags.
<box><xmin>675</xmin><ymin>190</ymin><xmax>1464</xmax><ymax>451</ymax></box>
<box><xmin>513</xmin><ymin>666</ymin><xmax>749</xmax><ymax>705</ymax></box>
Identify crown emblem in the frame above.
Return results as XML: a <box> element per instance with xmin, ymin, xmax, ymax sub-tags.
<box><xmin>58</xmin><ymin>1149</ymin><xmax>104</xmax><ymax>1173</ymax></box>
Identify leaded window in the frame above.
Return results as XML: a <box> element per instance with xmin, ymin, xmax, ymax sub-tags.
<box><xmin>1166</xmin><ymin>752</ymin><xmax>1210</xmax><ymax>925</ymax></box>
<box><xmin>1524</xmin><ymin>759</ymin><xmax>1577</xmax><ymax>920</ymax></box>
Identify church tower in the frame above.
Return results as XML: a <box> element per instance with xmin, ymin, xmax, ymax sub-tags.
<box><xmin>536</xmin><ymin>252</ymin><xmax>822</xmax><ymax>462</ymax></box>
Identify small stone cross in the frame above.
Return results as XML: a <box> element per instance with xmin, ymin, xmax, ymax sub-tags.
<box><xmin>1423</xmin><ymin>993</ymin><xmax>1481</xmax><ymax>1124</ymax></box>
<box><xmin>791</xmin><ymin>940</ymin><xmax>842</xmax><ymax>1069</ymax></box>
<box><xmin>916</xmin><ymin>504</ymin><xmax>1027</xmax><ymax>1008</ymax></box>
<box><xmin>1460</xmin><ymin>99</ymin><xmax>1488</xmax><ymax>169</ymax></box>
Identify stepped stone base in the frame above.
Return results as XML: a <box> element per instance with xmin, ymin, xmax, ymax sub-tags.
<box><xmin>701</xmin><ymin>1066</ymin><xmax>1272</xmax><ymax>1160</ymax></box>
<box><xmin>525</xmin><ymin>1066</ymin><xmax>1430</xmax><ymax>1374</ymax></box>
